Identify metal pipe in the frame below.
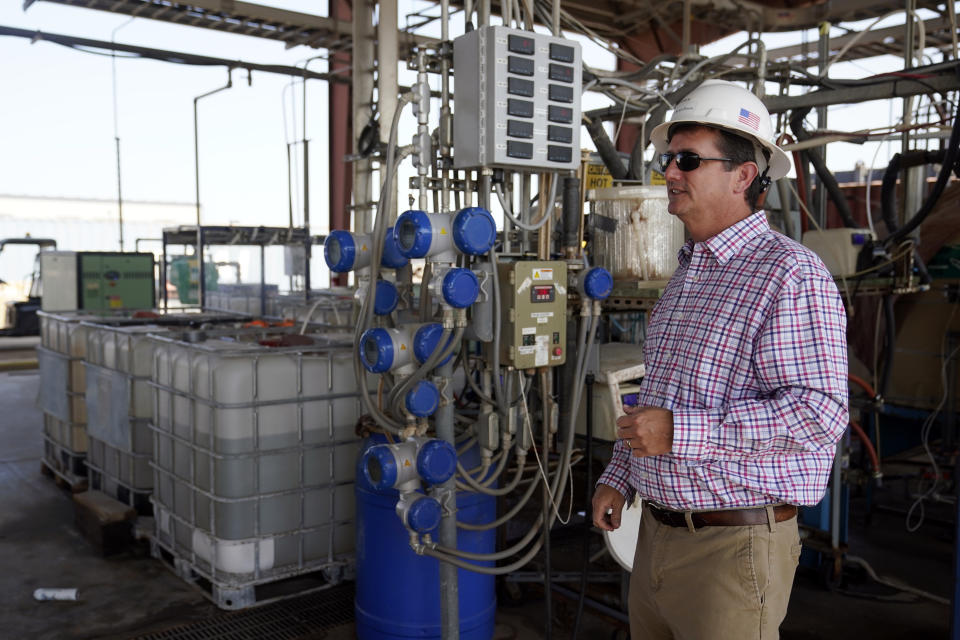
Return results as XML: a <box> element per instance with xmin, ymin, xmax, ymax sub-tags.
<box><xmin>193</xmin><ymin>71</ymin><xmax>233</xmax><ymax>308</ymax></box>
<box><xmin>572</xmin><ymin>372</ymin><xmax>595</xmax><ymax>639</ymax></box>
<box><xmin>353</xmin><ymin>0</ymin><xmax>375</xmax><ymax>233</ymax></box>
<box><xmin>541</xmin><ymin>368</ymin><xmax>553</xmax><ymax>640</ymax></box>
<box><xmin>436</xmin><ymin>359</ymin><xmax>460</xmax><ymax>640</ymax></box>
<box><xmin>440</xmin><ymin>0</ymin><xmax>452</xmax><ymax>213</ymax></box>
<box><xmin>552</xmin><ymin>0</ymin><xmax>560</xmax><ymax>35</ymax></box>
<box><xmin>479</xmin><ymin>0</ymin><xmax>490</xmax><ymax>28</ymax></box>
<box><xmin>816</xmin><ymin>22</ymin><xmax>830</xmax><ymax>228</ymax></box>
<box><xmin>379</xmin><ymin>0</ymin><xmax>400</xmax><ymax>221</ymax></box>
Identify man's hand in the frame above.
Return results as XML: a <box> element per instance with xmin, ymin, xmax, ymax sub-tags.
<box><xmin>592</xmin><ymin>483</ymin><xmax>626</xmax><ymax>531</ymax></box>
<box><xmin>616</xmin><ymin>406</ymin><xmax>674</xmax><ymax>457</ymax></box>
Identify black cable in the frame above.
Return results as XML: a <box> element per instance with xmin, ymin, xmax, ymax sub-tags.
<box><xmin>789</xmin><ymin>107</ymin><xmax>859</xmax><ymax>229</ymax></box>
<box><xmin>884</xmin><ymin>86</ymin><xmax>960</xmax><ymax>247</ymax></box>
<box><xmin>584</xmin><ymin>119</ymin><xmax>627</xmax><ymax>180</ymax></box>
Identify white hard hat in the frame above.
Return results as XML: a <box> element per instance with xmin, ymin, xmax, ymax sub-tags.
<box><xmin>650</xmin><ymin>79</ymin><xmax>791</xmax><ymax>182</ymax></box>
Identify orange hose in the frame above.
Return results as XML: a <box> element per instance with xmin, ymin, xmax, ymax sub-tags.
<box><xmin>848</xmin><ymin>373</ymin><xmax>878</xmax><ymax>399</ymax></box>
<box><xmin>850</xmin><ymin>420</ymin><xmax>881</xmax><ymax>474</ymax></box>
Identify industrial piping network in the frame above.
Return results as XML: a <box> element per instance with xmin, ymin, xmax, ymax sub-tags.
<box><xmin>317</xmin><ymin>1</ymin><xmax>960</xmax><ymax>638</ymax></box>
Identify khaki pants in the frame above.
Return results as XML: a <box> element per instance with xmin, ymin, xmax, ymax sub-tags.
<box><xmin>629</xmin><ymin>503</ymin><xmax>802</xmax><ymax>640</ymax></box>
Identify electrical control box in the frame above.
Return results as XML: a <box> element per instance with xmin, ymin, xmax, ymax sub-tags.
<box><xmin>802</xmin><ymin>229</ymin><xmax>873</xmax><ymax>277</ymax></box>
<box><xmin>453</xmin><ymin>26</ymin><xmax>582</xmax><ymax>171</ymax></box>
<box><xmin>497</xmin><ymin>260</ymin><xmax>567</xmax><ymax>368</ymax></box>
<box><xmin>40</xmin><ymin>251</ymin><xmax>155</xmax><ymax>312</ymax></box>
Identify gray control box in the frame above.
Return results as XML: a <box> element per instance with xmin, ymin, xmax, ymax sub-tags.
<box><xmin>453</xmin><ymin>26</ymin><xmax>582</xmax><ymax>171</ymax></box>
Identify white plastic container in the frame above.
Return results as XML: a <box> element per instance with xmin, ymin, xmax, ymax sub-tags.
<box><xmin>588</xmin><ymin>185</ymin><xmax>685</xmax><ymax>281</ymax></box>
<box><xmin>149</xmin><ymin>328</ymin><xmax>363</xmax><ymax>588</ymax></box>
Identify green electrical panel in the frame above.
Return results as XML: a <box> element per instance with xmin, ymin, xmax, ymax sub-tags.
<box><xmin>497</xmin><ymin>260</ymin><xmax>567</xmax><ymax>369</ymax></box>
<box><xmin>80</xmin><ymin>253</ymin><xmax>155</xmax><ymax>311</ymax></box>
<box><xmin>40</xmin><ymin>251</ymin><xmax>155</xmax><ymax>312</ymax></box>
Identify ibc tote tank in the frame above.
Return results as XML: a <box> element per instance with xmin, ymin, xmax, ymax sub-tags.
<box><xmin>355</xmin><ymin>437</ymin><xmax>496</xmax><ymax>640</ymax></box>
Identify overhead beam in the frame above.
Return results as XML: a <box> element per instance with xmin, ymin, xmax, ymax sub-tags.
<box><xmin>0</xmin><ymin>25</ymin><xmax>346</xmax><ymax>81</ymax></box>
<box><xmin>24</xmin><ymin>0</ymin><xmax>439</xmax><ymax>51</ymax></box>
<box><xmin>584</xmin><ymin>66</ymin><xmax>960</xmax><ymax>121</ymax></box>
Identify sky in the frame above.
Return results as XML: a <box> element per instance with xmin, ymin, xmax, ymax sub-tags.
<box><xmin>0</xmin><ymin>2</ymin><xmax>952</xmax><ymax>261</ymax></box>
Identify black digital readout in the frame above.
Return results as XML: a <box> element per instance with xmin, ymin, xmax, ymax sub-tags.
<box><xmin>531</xmin><ymin>284</ymin><xmax>555</xmax><ymax>303</ymax></box>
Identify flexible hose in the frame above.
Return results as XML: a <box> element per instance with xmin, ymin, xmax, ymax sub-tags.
<box><xmin>494</xmin><ymin>179</ymin><xmax>559</xmax><ymax>231</ymax></box>
<box><xmin>352</xmin><ymin>95</ymin><xmax>413</xmax><ymax>434</ymax></box>
<box><xmin>584</xmin><ymin>118</ymin><xmax>627</xmax><ymax>179</ymax></box>
<box><xmin>457</xmin><ymin>456</ymin><xmax>541</xmax><ymax>531</ymax></box>
<box><xmin>850</xmin><ymin>420</ymin><xmax>881</xmax><ymax>476</ymax></box>
<box><xmin>426</xmin><ymin>312</ymin><xmax>597</xmax><ymax>568</ymax></box>
<box><xmin>848</xmin><ymin>373</ymin><xmax>879</xmax><ymax>400</ymax></box>
<box><xmin>456</xmin><ymin>451</ymin><xmax>525</xmax><ymax>495</ymax></box>
<box><xmin>789</xmin><ymin>107</ymin><xmax>859</xmax><ymax>229</ymax></box>
<box><xmin>884</xmin><ymin>90</ymin><xmax>960</xmax><ymax>247</ymax></box>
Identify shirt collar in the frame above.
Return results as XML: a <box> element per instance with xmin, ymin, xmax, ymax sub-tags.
<box><xmin>677</xmin><ymin>211</ymin><xmax>770</xmax><ymax>267</ymax></box>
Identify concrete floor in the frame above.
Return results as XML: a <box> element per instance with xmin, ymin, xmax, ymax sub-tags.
<box><xmin>0</xmin><ymin>360</ymin><xmax>954</xmax><ymax>639</ymax></box>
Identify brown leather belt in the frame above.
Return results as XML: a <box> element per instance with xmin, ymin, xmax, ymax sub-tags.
<box><xmin>646</xmin><ymin>502</ymin><xmax>798</xmax><ymax>529</ymax></box>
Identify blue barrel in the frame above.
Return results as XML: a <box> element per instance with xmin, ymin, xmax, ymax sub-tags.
<box><xmin>355</xmin><ymin>438</ymin><xmax>496</xmax><ymax>640</ymax></box>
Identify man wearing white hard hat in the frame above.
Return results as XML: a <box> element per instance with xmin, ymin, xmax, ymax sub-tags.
<box><xmin>592</xmin><ymin>80</ymin><xmax>848</xmax><ymax>639</ymax></box>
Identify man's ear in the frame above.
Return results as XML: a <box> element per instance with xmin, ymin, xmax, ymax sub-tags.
<box><xmin>733</xmin><ymin>162</ymin><xmax>760</xmax><ymax>195</ymax></box>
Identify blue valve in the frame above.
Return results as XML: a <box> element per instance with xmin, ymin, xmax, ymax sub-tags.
<box><xmin>406</xmin><ymin>495</ymin><xmax>442</xmax><ymax>533</ymax></box>
<box><xmin>416</xmin><ymin>439</ymin><xmax>457</xmax><ymax>485</ymax></box>
<box><xmin>441</xmin><ymin>268</ymin><xmax>479</xmax><ymax>308</ymax></box>
<box><xmin>405</xmin><ymin>380</ymin><xmax>441</xmax><ymax>417</ymax></box>
<box><xmin>363</xmin><ymin>445</ymin><xmax>399</xmax><ymax>491</ymax></box>
<box><xmin>324</xmin><ymin>230</ymin><xmax>358</xmax><ymax>272</ymax></box>
<box><xmin>381</xmin><ymin>226</ymin><xmax>410</xmax><ymax>269</ymax></box>
<box><xmin>413</xmin><ymin>323</ymin><xmax>455</xmax><ymax>367</ymax></box>
<box><xmin>359</xmin><ymin>328</ymin><xmax>395</xmax><ymax>373</ymax></box>
<box><xmin>581</xmin><ymin>266</ymin><xmax>613</xmax><ymax>300</ymax></box>
<box><xmin>452</xmin><ymin>207</ymin><xmax>496</xmax><ymax>256</ymax></box>
<box><xmin>394</xmin><ymin>210</ymin><xmax>435</xmax><ymax>258</ymax></box>
<box><xmin>373</xmin><ymin>280</ymin><xmax>399</xmax><ymax>316</ymax></box>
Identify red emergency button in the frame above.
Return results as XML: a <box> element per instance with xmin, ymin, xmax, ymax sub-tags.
<box><xmin>553</xmin><ymin>347</ymin><xmax>563</xmax><ymax>357</ymax></box>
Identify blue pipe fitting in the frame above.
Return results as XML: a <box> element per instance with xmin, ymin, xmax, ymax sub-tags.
<box><xmin>452</xmin><ymin>207</ymin><xmax>497</xmax><ymax>256</ymax></box>
<box><xmin>405</xmin><ymin>495</ymin><xmax>442</xmax><ymax>533</ymax></box>
<box><xmin>394</xmin><ymin>210</ymin><xmax>434</xmax><ymax>258</ymax></box>
<box><xmin>323</xmin><ymin>230</ymin><xmax>357</xmax><ymax>272</ymax></box>
<box><xmin>441</xmin><ymin>268</ymin><xmax>479</xmax><ymax>308</ymax></box>
<box><xmin>413</xmin><ymin>323</ymin><xmax>455</xmax><ymax>367</ymax></box>
<box><xmin>381</xmin><ymin>226</ymin><xmax>410</xmax><ymax>269</ymax></box>
<box><xmin>363</xmin><ymin>445</ymin><xmax>399</xmax><ymax>491</ymax></box>
<box><xmin>358</xmin><ymin>328</ymin><xmax>395</xmax><ymax>373</ymax></box>
<box><xmin>373</xmin><ymin>280</ymin><xmax>400</xmax><ymax>316</ymax></box>
<box><xmin>416</xmin><ymin>439</ymin><xmax>457</xmax><ymax>485</ymax></box>
<box><xmin>405</xmin><ymin>380</ymin><xmax>441</xmax><ymax>418</ymax></box>
<box><xmin>580</xmin><ymin>266</ymin><xmax>613</xmax><ymax>300</ymax></box>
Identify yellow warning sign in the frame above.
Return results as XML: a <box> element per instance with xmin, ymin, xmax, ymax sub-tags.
<box><xmin>585</xmin><ymin>163</ymin><xmax>613</xmax><ymax>189</ymax></box>
<box><xmin>361</xmin><ymin>244</ymin><xmax>368</xmax><ymax>251</ymax></box>
<box><xmin>400</xmin><ymin>344</ymin><xmax>407</xmax><ymax>350</ymax></box>
<box><xmin>440</xmin><ymin>228</ymin><xmax>448</xmax><ymax>235</ymax></box>
<box><xmin>404</xmin><ymin>459</ymin><xmax>411</xmax><ymax>467</ymax></box>
<box><xmin>649</xmin><ymin>170</ymin><xmax>666</xmax><ymax>185</ymax></box>
<box><xmin>532</xmin><ymin>268</ymin><xmax>553</xmax><ymax>281</ymax></box>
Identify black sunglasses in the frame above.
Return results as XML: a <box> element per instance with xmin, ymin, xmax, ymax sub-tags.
<box><xmin>659</xmin><ymin>151</ymin><xmax>733</xmax><ymax>172</ymax></box>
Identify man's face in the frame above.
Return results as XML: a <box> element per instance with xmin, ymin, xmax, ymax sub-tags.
<box><xmin>663</xmin><ymin>127</ymin><xmax>737</xmax><ymax>228</ymax></box>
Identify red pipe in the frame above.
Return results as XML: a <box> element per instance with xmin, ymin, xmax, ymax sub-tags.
<box><xmin>848</xmin><ymin>373</ymin><xmax>879</xmax><ymax>400</ymax></box>
<box><xmin>849</xmin><ymin>420</ymin><xmax>881</xmax><ymax>476</ymax></box>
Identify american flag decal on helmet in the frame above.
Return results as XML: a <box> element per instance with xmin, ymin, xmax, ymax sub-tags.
<box><xmin>738</xmin><ymin>108</ymin><xmax>760</xmax><ymax>130</ymax></box>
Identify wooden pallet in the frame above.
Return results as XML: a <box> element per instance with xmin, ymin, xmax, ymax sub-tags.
<box><xmin>40</xmin><ymin>458</ymin><xmax>88</xmax><ymax>494</ymax></box>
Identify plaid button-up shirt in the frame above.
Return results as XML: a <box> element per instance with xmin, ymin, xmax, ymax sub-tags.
<box><xmin>598</xmin><ymin>212</ymin><xmax>849</xmax><ymax>509</ymax></box>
